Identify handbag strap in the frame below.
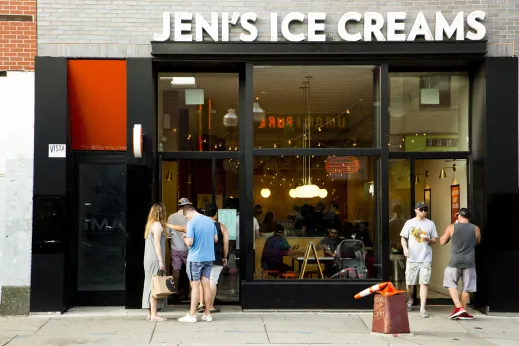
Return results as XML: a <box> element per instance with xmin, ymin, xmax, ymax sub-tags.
<box><xmin>157</xmin><ymin>269</ymin><xmax>166</xmax><ymax>276</ymax></box>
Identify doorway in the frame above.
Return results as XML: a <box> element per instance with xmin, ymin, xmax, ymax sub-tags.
<box><xmin>160</xmin><ymin>157</ymin><xmax>241</xmax><ymax>304</ymax></box>
<box><xmin>389</xmin><ymin>158</ymin><xmax>468</xmax><ymax>303</ymax></box>
<box><xmin>73</xmin><ymin>153</ymin><xmax>127</xmax><ymax>306</ymax></box>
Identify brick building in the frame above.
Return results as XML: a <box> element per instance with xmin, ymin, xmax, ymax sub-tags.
<box><xmin>0</xmin><ymin>0</ymin><xmax>36</xmax><ymax>315</ymax></box>
<box><xmin>22</xmin><ymin>1</ymin><xmax>519</xmax><ymax>315</ymax></box>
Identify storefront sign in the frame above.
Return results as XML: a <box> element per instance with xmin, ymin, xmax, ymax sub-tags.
<box><xmin>154</xmin><ymin>11</ymin><xmax>486</xmax><ymax>42</ymax></box>
<box><xmin>451</xmin><ymin>184</ymin><xmax>460</xmax><ymax>223</ymax></box>
<box><xmin>48</xmin><ymin>144</ymin><xmax>66</xmax><ymax>158</ymax></box>
<box><xmin>133</xmin><ymin>124</ymin><xmax>143</xmax><ymax>158</ymax></box>
<box><xmin>258</xmin><ymin>115</ymin><xmax>346</xmax><ymax>129</ymax></box>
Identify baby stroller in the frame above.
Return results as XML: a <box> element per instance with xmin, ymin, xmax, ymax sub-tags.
<box><xmin>330</xmin><ymin>239</ymin><xmax>367</xmax><ymax>279</ymax></box>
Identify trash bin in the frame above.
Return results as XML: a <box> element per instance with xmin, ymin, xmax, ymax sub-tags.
<box><xmin>390</xmin><ymin>255</ymin><xmax>405</xmax><ymax>282</ymax></box>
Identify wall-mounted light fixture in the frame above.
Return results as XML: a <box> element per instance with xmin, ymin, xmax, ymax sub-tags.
<box><xmin>415</xmin><ymin>170</ymin><xmax>429</xmax><ymax>184</ymax></box>
<box><xmin>439</xmin><ymin>164</ymin><xmax>456</xmax><ymax>179</ymax></box>
<box><xmin>166</xmin><ymin>171</ymin><xmax>173</xmax><ymax>182</ymax></box>
<box><xmin>133</xmin><ymin>124</ymin><xmax>143</xmax><ymax>158</ymax></box>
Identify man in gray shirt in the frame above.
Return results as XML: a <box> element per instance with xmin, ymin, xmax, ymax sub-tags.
<box><xmin>440</xmin><ymin>208</ymin><xmax>481</xmax><ymax>320</ymax></box>
<box><xmin>167</xmin><ymin>198</ymin><xmax>191</xmax><ymax>298</ymax></box>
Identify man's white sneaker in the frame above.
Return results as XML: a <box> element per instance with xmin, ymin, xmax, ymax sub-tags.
<box><xmin>178</xmin><ymin>313</ymin><xmax>197</xmax><ymax>323</ymax></box>
<box><xmin>420</xmin><ymin>310</ymin><xmax>429</xmax><ymax>318</ymax></box>
<box><xmin>202</xmin><ymin>314</ymin><xmax>213</xmax><ymax>322</ymax></box>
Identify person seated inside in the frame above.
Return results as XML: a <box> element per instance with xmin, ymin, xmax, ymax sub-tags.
<box><xmin>316</xmin><ymin>228</ymin><xmax>340</xmax><ymax>277</ymax></box>
<box><xmin>261</xmin><ymin>223</ymin><xmax>302</xmax><ymax>275</ymax></box>
<box><xmin>316</xmin><ymin>228</ymin><xmax>339</xmax><ymax>256</ymax></box>
<box><xmin>259</xmin><ymin>211</ymin><xmax>277</xmax><ymax>237</ymax></box>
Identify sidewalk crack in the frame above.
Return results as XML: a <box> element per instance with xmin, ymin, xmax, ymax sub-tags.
<box><xmin>35</xmin><ymin>318</ymin><xmax>52</xmax><ymax>334</ymax></box>
<box><xmin>149</xmin><ymin>322</ymin><xmax>157</xmax><ymax>344</ymax></box>
<box><xmin>2</xmin><ymin>336</ymin><xmax>17</xmax><ymax>346</ymax></box>
<box><xmin>262</xmin><ymin>316</ymin><xmax>271</xmax><ymax>344</ymax></box>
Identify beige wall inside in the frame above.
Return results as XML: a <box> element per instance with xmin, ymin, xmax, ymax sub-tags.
<box><xmin>415</xmin><ymin>159</ymin><xmax>467</xmax><ymax>295</ymax></box>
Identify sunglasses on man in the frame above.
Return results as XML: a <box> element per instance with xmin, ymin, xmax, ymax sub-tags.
<box><xmin>418</xmin><ymin>208</ymin><xmax>428</xmax><ymax>212</ymax></box>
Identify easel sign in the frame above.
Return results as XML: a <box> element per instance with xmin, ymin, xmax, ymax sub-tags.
<box><xmin>299</xmin><ymin>242</ymin><xmax>325</xmax><ymax>279</ymax></box>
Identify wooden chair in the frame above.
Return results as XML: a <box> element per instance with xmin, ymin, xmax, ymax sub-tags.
<box><xmin>262</xmin><ymin>269</ymin><xmax>280</xmax><ymax>279</ymax></box>
<box><xmin>281</xmin><ymin>272</ymin><xmax>298</xmax><ymax>279</ymax></box>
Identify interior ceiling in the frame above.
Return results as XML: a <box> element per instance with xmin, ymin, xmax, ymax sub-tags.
<box><xmin>158</xmin><ymin>66</ymin><xmax>374</xmax><ymax>115</ymax></box>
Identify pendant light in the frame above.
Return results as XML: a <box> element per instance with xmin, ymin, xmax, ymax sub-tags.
<box><xmin>223</xmin><ymin>108</ymin><xmax>238</xmax><ymax>127</ymax></box>
<box><xmin>290</xmin><ymin>76</ymin><xmax>327</xmax><ymax>199</ymax></box>
<box><xmin>260</xmin><ymin>188</ymin><xmax>271</xmax><ymax>198</ymax></box>
<box><xmin>253</xmin><ymin>97</ymin><xmax>266</xmax><ymax>122</ymax></box>
<box><xmin>439</xmin><ymin>164</ymin><xmax>456</xmax><ymax>179</ymax></box>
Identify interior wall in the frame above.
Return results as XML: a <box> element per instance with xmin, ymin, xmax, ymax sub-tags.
<box><xmin>414</xmin><ymin>159</ymin><xmax>467</xmax><ymax>295</ymax></box>
<box><xmin>161</xmin><ymin>161</ymin><xmax>179</xmax><ymax>216</ymax></box>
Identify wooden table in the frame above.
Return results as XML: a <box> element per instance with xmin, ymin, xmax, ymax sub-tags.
<box><xmin>287</xmin><ymin>255</ymin><xmax>335</xmax><ymax>275</ymax></box>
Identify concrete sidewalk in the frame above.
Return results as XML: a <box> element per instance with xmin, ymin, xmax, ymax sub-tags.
<box><xmin>1</xmin><ymin>306</ymin><xmax>518</xmax><ymax>346</ymax></box>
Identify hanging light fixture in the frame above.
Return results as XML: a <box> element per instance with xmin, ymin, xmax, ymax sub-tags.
<box><xmin>223</xmin><ymin>108</ymin><xmax>238</xmax><ymax>127</ymax></box>
<box><xmin>260</xmin><ymin>188</ymin><xmax>271</xmax><ymax>198</ymax></box>
<box><xmin>415</xmin><ymin>170</ymin><xmax>429</xmax><ymax>184</ymax></box>
<box><xmin>253</xmin><ymin>97</ymin><xmax>266</xmax><ymax>122</ymax></box>
<box><xmin>166</xmin><ymin>171</ymin><xmax>173</xmax><ymax>182</ymax></box>
<box><xmin>289</xmin><ymin>76</ymin><xmax>327</xmax><ymax>199</ymax></box>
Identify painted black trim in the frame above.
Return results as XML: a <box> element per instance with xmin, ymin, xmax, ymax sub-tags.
<box><xmin>239</xmin><ymin>63</ymin><xmax>254</xmax><ymax>282</ymax></box>
<box><xmin>151</xmin><ymin>41</ymin><xmax>487</xmax><ymax>60</ymax></box>
<box><xmin>31</xmin><ymin>57</ymin><xmax>69</xmax><ymax>313</ymax></box>
<box><xmin>253</xmin><ymin>148</ymin><xmax>381</xmax><ymax>157</ymax></box>
<box><xmin>380</xmin><ymin>64</ymin><xmax>390</xmax><ymax>282</ymax></box>
<box><xmin>389</xmin><ymin>152</ymin><xmax>471</xmax><ymax>160</ymax></box>
<box><xmin>160</xmin><ymin>151</ymin><xmax>240</xmax><ymax>160</ymax></box>
<box><xmin>126</xmin><ymin>58</ymin><xmax>156</xmax><ymax>309</ymax></box>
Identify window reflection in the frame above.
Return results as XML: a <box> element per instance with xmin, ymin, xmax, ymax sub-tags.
<box><xmin>389</xmin><ymin>72</ymin><xmax>469</xmax><ymax>152</ymax></box>
<box><xmin>253</xmin><ymin>155</ymin><xmax>380</xmax><ymax>280</ymax></box>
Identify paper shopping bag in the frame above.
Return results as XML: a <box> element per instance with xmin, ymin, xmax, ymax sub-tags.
<box><xmin>151</xmin><ymin>270</ymin><xmax>176</xmax><ymax>298</ymax></box>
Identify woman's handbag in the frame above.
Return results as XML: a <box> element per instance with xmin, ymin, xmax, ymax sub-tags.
<box><xmin>151</xmin><ymin>270</ymin><xmax>176</xmax><ymax>298</ymax></box>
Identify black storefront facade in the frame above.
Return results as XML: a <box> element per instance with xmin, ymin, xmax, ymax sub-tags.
<box><xmin>30</xmin><ymin>40</ymin><xmax>519</xmax><ymax>314</ymax></box>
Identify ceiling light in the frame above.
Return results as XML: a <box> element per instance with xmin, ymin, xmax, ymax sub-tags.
<box><xmin>171</xmin><ymin>77</ymin><xmax>196</xmax><ymax>85</ymax></box>
<box><xmin>260</xmin><ymin>188</ymin><xmax>271</xmax><ymax>198</ymax></box>
<box><xmin>223</xmin><ymin>109</ymin><xmax>238</xmax><ymax>127</ymax></box>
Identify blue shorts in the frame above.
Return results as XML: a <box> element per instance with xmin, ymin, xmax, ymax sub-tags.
<box><xmin>186</xmin><ymin>261</ymin><xmax>213</xmax><ymax>282</ymax></box>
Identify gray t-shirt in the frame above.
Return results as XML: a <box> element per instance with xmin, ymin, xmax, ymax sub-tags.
<box><xmin>400</xmin><ymin>218</ymin><xmax>438</xmax><ymax>263</ymax></box>
<box><xmin>168</xmin><ymin>210</ymin><xmax>188</xmax><ymax>252</ymax></box>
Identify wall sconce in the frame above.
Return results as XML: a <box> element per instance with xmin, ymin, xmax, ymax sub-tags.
<box><xmin>415</xmin><ymin>170</ymin><xmax>429</xmax><ymax>184</ymax></box>
<box><xmin>166</xmin><ymin>171</ymin><xmax>173</xmax><ymax>182</ymax></box>
<box><xmin>439</xmin><ymin>164</ymin><xmax>456</xmax><ymax>179</ymax></box>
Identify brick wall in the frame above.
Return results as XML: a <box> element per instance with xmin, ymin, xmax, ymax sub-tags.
<box><xmin>0</xmin><ymin>0</ymin><xmax>36</xmax><ymax>71</ymax></box>
<box><xmin>36</xmin><ymin>0</ymin><xmax>518</xmax><ymax>58</ymax></box>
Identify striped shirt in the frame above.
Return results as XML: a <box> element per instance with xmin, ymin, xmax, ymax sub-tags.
<box><xmin>261</xmin><ymin>234</ymin><xmax>291</xmax><ymax>267</ymax></box>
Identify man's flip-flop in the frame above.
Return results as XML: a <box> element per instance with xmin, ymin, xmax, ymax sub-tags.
<box><xmin>150</xmin><ymin>316</ymin><xmax>167</xmax><ymax>322</ymax></box>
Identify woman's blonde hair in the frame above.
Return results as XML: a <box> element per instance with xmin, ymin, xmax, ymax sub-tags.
<box><xmin>144</xmin><ymin>203</ymin><xmax>167</xmax><ymax>239</ymax></box>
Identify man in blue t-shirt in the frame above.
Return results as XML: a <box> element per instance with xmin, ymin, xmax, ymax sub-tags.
<box><xmin>178</xmin><ymin>205</ymin><xmax>217</xmax><ymax>323</ymax></box>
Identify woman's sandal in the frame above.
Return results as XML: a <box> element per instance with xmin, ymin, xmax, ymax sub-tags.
<box><xmin>150</xmin><ymin>316</ymin><xmax>167</xmax><ymax>322</ymax></box>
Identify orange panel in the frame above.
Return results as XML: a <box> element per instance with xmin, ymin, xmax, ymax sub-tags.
<box><xmin>68</xmin><ymin>60</ymin><xmax>127</xmax><ymax>150</ymax></box>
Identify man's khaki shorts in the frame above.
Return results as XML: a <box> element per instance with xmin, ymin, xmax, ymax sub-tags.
<box><xmin>443</xmin><ymin>266</ymin><xmax>477</xmax><ymax>293</ymax></box>
<box><xmin>405</xmin><ymin>261</ymin><xmax>432</xmax><ymax>285</ymax></box>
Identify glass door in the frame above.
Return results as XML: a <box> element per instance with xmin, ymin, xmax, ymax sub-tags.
<box><xmin>75</xmin><ymin>155</ymin><xmax>127</xmax><ymax>305</ymax></box>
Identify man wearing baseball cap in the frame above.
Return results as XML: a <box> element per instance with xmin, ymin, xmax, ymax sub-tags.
<box><xmin>167</xmin><ymin>198</ymin><xmax>192</xmax><ymax>300</ymax></box>
<box><xmin>400</xmin><ymin>201</ymin><xmax>438</xmax><ymax>318</ymax></box>
<box><xmin>440</xmin><ymin>208</ymin><xmax>481</xmax><ymax>320</ymax></box>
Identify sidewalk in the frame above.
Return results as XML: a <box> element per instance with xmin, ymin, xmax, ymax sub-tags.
<box><xmin>1</xmin><ymin>305</ymin><xmax>518</xmax><ymax>346</ymax></box>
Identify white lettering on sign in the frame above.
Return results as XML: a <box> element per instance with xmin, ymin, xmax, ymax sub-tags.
<box><xmin>153</xmin><ymin>11</ymin><xmax>486</xmax><ymax>42</ymax></box>
<box><xmin>48</xmin><ymin>144</ymin><xmax>66</xmax><ymax>158</ymax></box>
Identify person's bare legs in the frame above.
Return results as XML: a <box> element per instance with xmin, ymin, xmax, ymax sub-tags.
<box><xmin>147</xmin><ymin>308</ymin><xmax>151</xmax><ymax>320</ymax></box>
<box><xmin>198</xmin><ymin>284</ymin><xmax>205</xmax><ymax>308</ymax></box>
<box><xmin>419</xmin><ymin>284</ymin><xmax>428</xmax><ymax>311</ymax></box>
<box><xmin>189</xmin><ymin>281</ymin><xmax>200</xmax><ymax>316</ymax></box>
<box><xmin>209</xmin><ymin>281</ymin><xmax>218</xmax><ymax>311</ymax></box>
<box><xmin>200</xmin><ymin>276</ymin><xmax>213</xmax><ymax>316</ymax></box>
<box><xmin>461</xmin><ymin>291</ymin><xmax>470</xmax><ymax>308</ymax></box>
<box><xmin>150</xmin><ymin>296</ymin><xmax>158</xmax><ymax>318</ymax></box>
<box><xmin>172</xmin><ymin>269</ymin><xmax>180</xmax><ymax>295</ymax></box>
<box><xmin>406</xmin><ymin>285</ymin><xmax>414</xmax><ymax>305</ymax></box>
<box><xmin>448</xmin><ymin>287</ymin><xmax>463</xmax><ymax>308</ymax></box>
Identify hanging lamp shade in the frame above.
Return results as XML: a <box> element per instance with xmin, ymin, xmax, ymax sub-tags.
<box><xmin>439</xmin><ymin>168</ymin><xmax>447</xmax><ymax>179</ymax></box>
<box><xmin>223</xmin><ymin>109</ymin><xmax>238</xmax><ymax>127</ymax></box>
<box><xmin>318</xmin><ymin>189</ymin><xmax>328</xmax><ymax>198</ymax></box>
<box><xmin>260</xmin><ymin>188</ymin><xmax>271</xmax><ymax>198</ymax></box>
<box><xmin>295</xmin><ymin>184</ymin><xmax>320</xmax><ymax>198</ymax></box>
<box><xmin>166</xmin><ymin>171</ymin><xmax>173</xmax><ymax>182</ymax></box>
<box><xmin>415</xmin><ymin>174</ymin><xmax>420</xmax><ymax>184</ymax></box>
<box><xmin>325</xmin><ymin>156</ymin><xmax>360</xmax><ymax>174</ymax></box>
<box><xmin>289</xmin><ymin>189</ymin><xmax>296</xmax><ymax>198</ymax></box>
<box><xmin>252</xmin><ymin>102</ymin><xmax>266</xmax><ymax>122</ymax></box>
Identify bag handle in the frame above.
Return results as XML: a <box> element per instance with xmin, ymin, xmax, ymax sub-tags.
<box><xmin>157</xmin><ymin>269</ymin><xmax>166</xmax><ymax>276</ymax></box>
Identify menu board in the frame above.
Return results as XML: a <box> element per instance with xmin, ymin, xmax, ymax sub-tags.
<box><xmin>218</xmin><ymin>209</ymin><xmax>237</xmax><ymax>240</ymax></box>
<box><xmin>451</xmin><ymin>185</ymin><xmax>460</xmax><ymax>223</ymax></box>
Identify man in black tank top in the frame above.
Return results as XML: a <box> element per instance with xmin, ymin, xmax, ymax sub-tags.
<box><xmin>440</xmin><ymin>208</ymin><xmax>481</xmax><ymax>320</ymax></box>
<box><xmin>197</xmin><ymin>203</ymin><xmax>229</xmax><ymax>316</ymax></box>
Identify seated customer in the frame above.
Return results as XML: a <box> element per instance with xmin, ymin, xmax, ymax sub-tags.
<box><xmin>316</xmin><ymin>228</ymin><xmax>339</xmax><ymax>256</ymax></box>
<box><xmin>316</xmin><ymin>228</ymin><xmax>340</xmax><ymax>277</ymax></box>
<box><xmin>259</xmin><ymin>211</ymin><xmax>277</xmax><ymax>237</ymax></box>
<box><xmin>261</xmin><ymin>223</ymin><xmax>301</xmax><ymax>274</ymax></box>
